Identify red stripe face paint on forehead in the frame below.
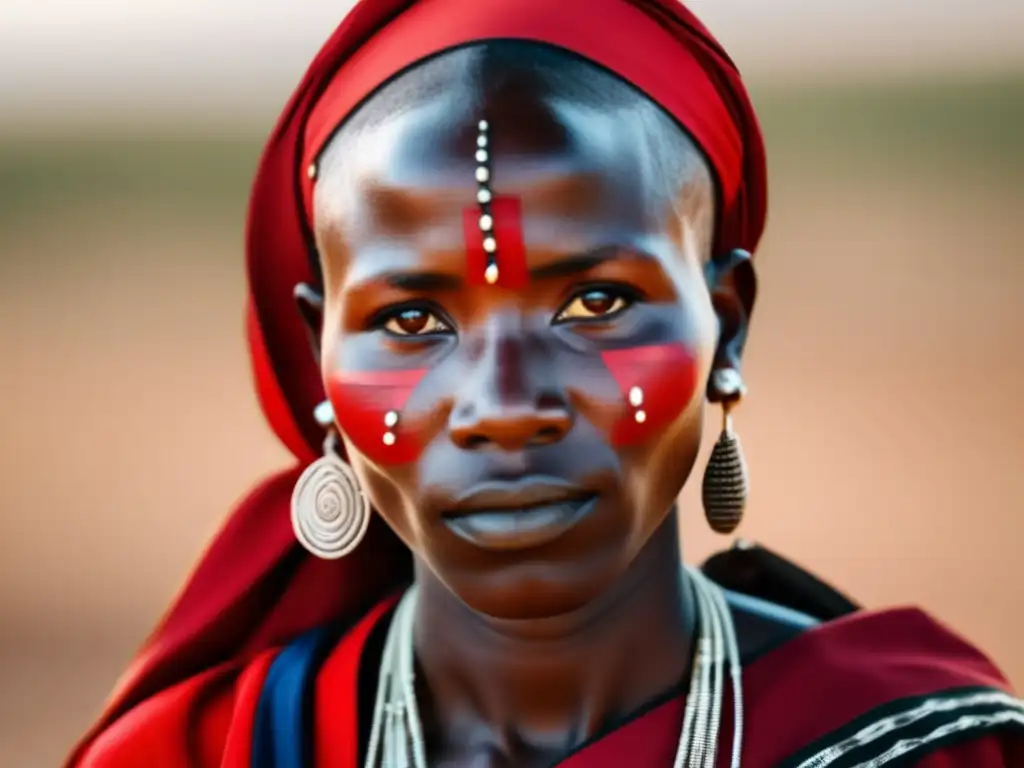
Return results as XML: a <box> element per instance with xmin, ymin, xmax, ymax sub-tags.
<box><xmin>600</xmin><ymin>343</ymin><xmax>699</xmax><ymax>447</ymax></box>
<box><xmin>326</xmin><ymin>368</ymin><xmax>427</xmax><ymax>465</ymax></box>
<box><xmin>462</xmin><ymin>118</ymin><xmax>528</xmax><ymax>289</ymax></box>
<box><xmin>461</xmin><ymin>196</ymin><xmax>528</xmax><ymax>289</ymax></box>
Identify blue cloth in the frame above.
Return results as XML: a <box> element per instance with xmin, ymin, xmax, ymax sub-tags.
<box><xmin>251</xmin><ymin>626</ymin><xmax>339</xmax><ymax>768</ymax></box>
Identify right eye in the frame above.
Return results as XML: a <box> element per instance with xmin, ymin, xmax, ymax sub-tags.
<box><xmin>381</xmin><ymin>307</ymin><xmax>452</xmax><ymax>337</ymax></box>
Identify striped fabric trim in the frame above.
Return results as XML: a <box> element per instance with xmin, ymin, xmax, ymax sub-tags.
<box><xmin>252</xmin><ymin>625</ymin><xmax>342</xmax><ymax>768</ymax></box>
<box><xmin>782</xmin><ymin>686</ymin><xmax>1024</xmax><ymax>768</ymax></box>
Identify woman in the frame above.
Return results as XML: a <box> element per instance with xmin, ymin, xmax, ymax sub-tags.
<box><xmin>68</xmin><ymin>0</ymin><xmax>1022</xmax><ymax>766</ymax></box>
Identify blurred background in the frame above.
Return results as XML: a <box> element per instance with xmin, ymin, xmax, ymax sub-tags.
<box><xmin>1</xmin><ymin>1</ymin><xmax>1021</xmax><ymax>764</ymax></box>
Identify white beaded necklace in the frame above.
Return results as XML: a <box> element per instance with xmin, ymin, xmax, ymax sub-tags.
<box><xmin>364</xmin><ymin>566</ymin><xmax>743</xmax><ymax>768</ymax></box>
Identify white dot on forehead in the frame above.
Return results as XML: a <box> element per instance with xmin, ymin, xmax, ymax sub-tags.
<box><xmin>475</xmin><ymin>167</ymin><xmax>490</xmax><ymax>183</ymax></box>
<box><xmin>477</xmin><ymin>189</ymin><xmax>492</xmax><ymax>204</ymax></box>
<box><xmin>475</xmin><ymin>149</ymin><xmax>488</xmax><ymax>163</ymax></box>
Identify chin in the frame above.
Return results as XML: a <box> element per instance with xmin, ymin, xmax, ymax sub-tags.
<box><xmin>441</xmin><ymin>547</ymin><xmax>626</xmax><ymax>621</ymax></box>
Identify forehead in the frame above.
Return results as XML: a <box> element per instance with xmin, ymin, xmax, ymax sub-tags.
<box><xmin>312</xmin><ymin>86</ymin><xmax>713</xmax><ymax>277</ymax></box>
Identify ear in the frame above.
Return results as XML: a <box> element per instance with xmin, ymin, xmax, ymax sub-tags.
<box><xmin>704</xmin><ymin>248</ymin><xmax>758</xmax><ymax>403</ymax></box>
<box><xmin>293</xmin><ymin>282</ymin><xmax>325</xmax><ymax>362</ymax></box>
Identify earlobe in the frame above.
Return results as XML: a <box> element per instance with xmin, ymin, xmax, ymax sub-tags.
<box><xmin>705</xmin><ymin>249</ymin><xmax>757</xmax><ymax>401</ymax></box>
<box><xmin>707</xmin><ymin>367</ymin><xmax>746</xmax><ymax>404</ymax></box>
<box><xmin>294</xmin><ymin>282</ymin><xmax>325</xmax><ymax>361</ymax></box>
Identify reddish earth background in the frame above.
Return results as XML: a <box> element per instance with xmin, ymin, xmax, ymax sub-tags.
<box><xmin>0</xmin><ymin>79</ymin><xmax>1021</xmax><ymax>765</ymax></box>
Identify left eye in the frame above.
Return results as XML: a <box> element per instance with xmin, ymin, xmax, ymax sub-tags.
<box><xmin>555</xmin><ymin>288</ymin><xmax>633</xmax><ymax>322</ymax></box>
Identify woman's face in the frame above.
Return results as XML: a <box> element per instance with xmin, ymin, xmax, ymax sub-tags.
<box><xmin>311</xmin><ymin>89</ymin><xmax>742</xmax><ymax>620</ymax></box>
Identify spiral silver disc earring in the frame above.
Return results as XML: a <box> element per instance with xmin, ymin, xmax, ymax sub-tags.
<box><xmin>291</xmin><ymin>402</ymin><xmax>370</xmax><ymax>559</ymax></box>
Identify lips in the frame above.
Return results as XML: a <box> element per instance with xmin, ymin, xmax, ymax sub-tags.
<box><xmin>442</xmin><ymin>476</ymin><xmax>597</xmax><ymax>552</ymax></box>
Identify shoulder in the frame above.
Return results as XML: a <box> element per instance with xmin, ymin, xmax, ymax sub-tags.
<box><xmin>75</xmin><ymin>651</ymin><xmax>277</xmax><ymax>768</ymax></box>
<box><xmin>724</xmin><ymin>587</ymin><xmax>818</xmax><ymax>663</ymax></box>
<box><xmin>744</xmin><ymin>606</ymin><xmax>1024</xmax><ymax>767</ymax></box>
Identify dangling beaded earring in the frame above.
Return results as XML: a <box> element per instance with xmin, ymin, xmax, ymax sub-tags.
<box><xmin>702</xmin><ymin>369</ymin><xmax>749</xmax><ymax>535</ymax></box>
<box><xmin>290</xmin><ymin>400</ymin><xmax>371</xmax><ymax>559</ymax></box>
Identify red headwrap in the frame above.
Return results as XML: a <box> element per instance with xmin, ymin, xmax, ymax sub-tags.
<box><xmin>68</xmin><ymin>1</ymin><xmax>766</xmax><ymax>762</ymax></box>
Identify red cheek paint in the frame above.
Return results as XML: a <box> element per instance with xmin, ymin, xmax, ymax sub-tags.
<box><xmin>326</xmin><ymin>368</ymin><xmax>427</xmax><ymax>465</ymax></box>
<box><xmin>461</xmin><ymin>196</ymin><xmax>528</xmax><ymax>289</ymax></box>
<box><xmin>599</xmin><ymin>343</ymin><xmax>699</xmax><ymax>447</ymax></box>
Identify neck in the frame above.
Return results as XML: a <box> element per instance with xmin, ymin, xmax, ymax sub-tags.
<box><xmin>412</xmin><ymin>511</ymin><xmax>694</xmax><ymax>760</ymax></box>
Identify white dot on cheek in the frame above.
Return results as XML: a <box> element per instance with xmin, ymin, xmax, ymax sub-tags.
<box><xmin>629</xmin><ymin>386</ymin><xmax>644</xmax><ymax>407</ymax></box>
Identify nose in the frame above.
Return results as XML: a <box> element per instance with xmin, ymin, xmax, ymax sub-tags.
<box><xmin>449</xmin><ymin>334</ymin><xmax>572</xmax><ymax>452</ymax></box>
<box><xmin>451</xmin><ymin>402</ymin><xmax>572</xmax><ymax>451</ymax></box>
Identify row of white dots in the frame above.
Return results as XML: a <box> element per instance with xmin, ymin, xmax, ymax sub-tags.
<box><xmin>475</xmin><ymin>119</ymin><xmax>499</xmax><ymax>284</ymax></box>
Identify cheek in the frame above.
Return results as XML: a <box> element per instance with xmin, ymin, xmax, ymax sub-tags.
<box><xmin>326</xmin><ymin>368</ymin><xmax>428</xmax><ymax>465</ymax></box>
<box><xmin>599</xmin><ymin>343</ymin><xmax>699</xmax><ymax>447</ymax></box>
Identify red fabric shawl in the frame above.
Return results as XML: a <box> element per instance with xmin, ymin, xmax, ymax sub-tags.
<box><xmin>67</xmin><ymin>1</ymin><xmax>767</xmax><ymax>763</ymax></box>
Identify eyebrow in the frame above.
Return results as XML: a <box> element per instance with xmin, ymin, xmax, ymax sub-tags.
<box><xmin>385</xmin><ymin>272</ymin><xmax>462</xmax><ymax>291</ymax></box>
<box><xmin>364</xmin><ymin>246</ymin><xmax>640</xmax><ymax>293</ymax></box>
<box><xmin>528</xmin><ymin>253</ymin><xmax>611</xmax><ymax>281</ymax></box>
